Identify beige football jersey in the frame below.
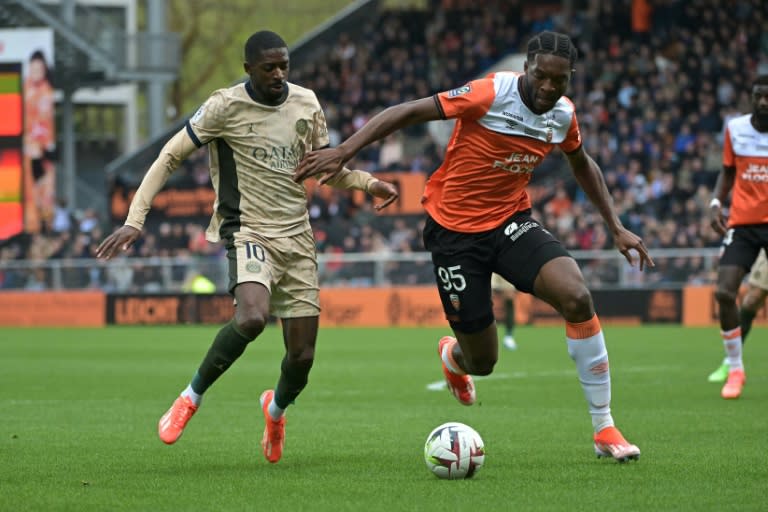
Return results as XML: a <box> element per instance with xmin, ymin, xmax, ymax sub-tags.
<box><xmin>187</xmin><ymin>81</ymin><xmax>330</xmax><ymax>241</ymax></box>
<box><xmin>124</xmin><ymin>81</ymin><xmax>377</xmax><ymax>241</ymax></box>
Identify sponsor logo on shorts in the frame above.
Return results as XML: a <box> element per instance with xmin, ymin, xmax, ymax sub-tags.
<box><xmin>449</xmin><ymin>293</ymin><xmax>461</xmax><ymax>311</ymax></box>
<box><xmin>504</xmin><ymin>221</ymin><xmax>538</xmax><ymax>241</ymax></box>
<box><xmin>245</xmin><ymin>261</ymin><xmax>262</xmax><ymax>273</ymax></box>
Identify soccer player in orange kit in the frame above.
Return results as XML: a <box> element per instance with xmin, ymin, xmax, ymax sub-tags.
<box><xmin>295</xmin><ymin>31</ymin><xmax>654</xmax><ymax>463</ymax></box>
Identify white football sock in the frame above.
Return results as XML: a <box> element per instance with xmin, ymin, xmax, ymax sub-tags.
<box><xmin>567</xmin><ymin>329</ymin><xmax>613</xmax><ymax>433</ymax></box>
<box><xmin>722</xmin><ymin>327</ymin><xmax>743</xmax><ymax>370</ymax></box>
<box><xmin>268</xmin><ymin>399</ymin><xmax>285</xmax><ymax>420</ymax></box>
<box><xmin>181</xmin><ymin>385</ymin><xmax>203</xmax><ymax>406</ymax></box>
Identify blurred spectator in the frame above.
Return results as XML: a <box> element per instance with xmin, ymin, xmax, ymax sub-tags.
<box><xmin>3</xmin><ymin>0</ymin><xmax>766</xmax><ymax>291</ymax></box>
<box><xmin>78</xmin><ymin>208</ymin><xmax>100</xmax><ymax>234</ymax></box>
<box><xmin>51</xmin><ymin>199</ymin><xmax>74</xmax><ymax>234</ymax></box>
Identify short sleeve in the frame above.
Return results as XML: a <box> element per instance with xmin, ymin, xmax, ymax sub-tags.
<box><xmin>435</xmin><ymin>78</ymin><xmax>496</xmax><ymax>121</ymax></box>
<box><xmin>186</xmin><ymin>90</ymin><xmax>228</xmax><ymax>147</ymax></box>
<box><xmin>558</xmin><ymin>112</ymin><xmax>582</xmax><ymax>153</ymax></box>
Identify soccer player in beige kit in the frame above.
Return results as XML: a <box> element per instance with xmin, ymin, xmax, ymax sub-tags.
<box><xmin>96</xmin><ymin>31</ymin><xmax>399</xmax><ymax>463</ymax></box>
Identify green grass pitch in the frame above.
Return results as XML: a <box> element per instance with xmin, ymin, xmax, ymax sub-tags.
<box><xmin>2</xmin><ymin>324</ymin><xmax>767</xmax><ymax>511</ymax></box>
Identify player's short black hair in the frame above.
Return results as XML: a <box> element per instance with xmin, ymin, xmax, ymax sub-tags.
<box><xmin>244</xmin><ymin>31</ymin><xmax>287</xmax><ymax>62</ymax></box>
<box><xmin>754</xmin><ymin>75</ymin><xmax>768</xmax><ymax>88</ymax></box>
<box><xmin>527</xmin><ymin>31</ymin><xmax>578</xmax><ymax>67</ymax></box>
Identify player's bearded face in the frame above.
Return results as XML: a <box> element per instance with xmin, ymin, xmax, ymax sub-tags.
<box><xmin>524</xmin><ymin>54</ymin><xmax>571</xmax><ymax>114</ymax></box>
<box><xmin>247</xmin><ymin>47</ymin><xmax>289</xmax><ymax>103</ymax></box>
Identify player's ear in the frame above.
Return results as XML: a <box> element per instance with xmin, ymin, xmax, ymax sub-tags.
<box><xmin>243</xmin><ymin>62</ymin><xmax>250</xmax><ymax>75</ymax></box>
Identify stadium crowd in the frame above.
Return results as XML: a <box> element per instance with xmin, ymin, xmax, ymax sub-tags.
<box><xmin>1</xmin><ymin>0</ymin><xmax>767</xmax><ymax>291</ymax></box>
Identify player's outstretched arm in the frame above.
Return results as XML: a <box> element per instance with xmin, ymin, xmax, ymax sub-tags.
<box><xmin>566</xmin><ymin>146</ymin><xmax>654</xmax><ymax>270</ymax></box>
<box><xmin>294</xmin><ymin>97</ymin><xmax>441</xmax><ymax>184</ymax></box>
<box><xmin>321</xmin><ymin>167</ymin><xmax>400</xmax><ymax>211</ymax></box>
<box><xmin>96</xmin><ymin>128</ymin><xmax>197</xmax><ymax>259</ymax></box>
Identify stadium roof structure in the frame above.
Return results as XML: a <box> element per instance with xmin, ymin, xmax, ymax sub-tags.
<box><xmin>0</xmin><ymin>0</ymin><xmax>180</xmax><ymax>89</ymax></box>
<box><xmin>103</xmin><ymin>0</ymin><xmax>377</xmax><ymax>182</ymax></box>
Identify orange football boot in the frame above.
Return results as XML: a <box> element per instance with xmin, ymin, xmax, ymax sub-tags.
<box><xmin>594</xmin><ymin>426</ymin><xmax>641</xmax><ymax>462</ymax></box>
<box><xmin>721</xmin><ymin>369</ymin><xmax>746</xmax><ymax>399</ymax></box>
<box><xmin>158</xmin><ymin>395</ymin><xmax>198</xmax><ymax>445</ymax></box>
<box><xmin>260</xmin><ymin>389</ymin><xmax>286</xmax><ymax>463</ymax></box>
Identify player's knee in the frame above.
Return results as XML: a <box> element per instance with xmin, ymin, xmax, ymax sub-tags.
<box><xmin>286</xmin><ymin>345</ymin><xmax>315</xmax><ymax>366</ymax></box>
<box><xmin>449</xmin><ymin>312</ymin><xmax>494</xmax><ymax>336</ymax></box>
<box><xmin>558</xmin><ymin>286</ymin><xmax>594</xmax><ymax>320</ymax></box>
<box><xmin>714</xmin><ymin>286</ymin><xmax>738</xmax><ymax>305</ymax></box>
<box><xmin>234</xmin><ymin>310</ymin><xmax>267</xmax><ymax>339</ymax></box>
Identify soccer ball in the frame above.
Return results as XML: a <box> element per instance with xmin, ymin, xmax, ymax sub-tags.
<box><xmin>424</xmin><ymin>422</ymin><xmax>485</xmax><ymax>479</ymax></box>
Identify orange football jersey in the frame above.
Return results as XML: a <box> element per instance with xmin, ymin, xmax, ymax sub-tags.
<box><xmin>722</xmin><ymin>114</ymin><xmax>768</xmax><ymax>226</ymax></box>
<box><xmin>424</xmin><ymin>72</ymin><xmax>582</xmax><ymax>233</ymax></box>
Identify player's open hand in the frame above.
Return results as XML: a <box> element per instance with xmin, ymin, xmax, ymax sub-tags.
<box><xmin>368</xmin><ymin>180</ymin><xmax>399</xmax><ymax>211</ymax></box>
<box><xmin>710</xmin><ymin>204</ymin><xmax>728</xmax><ymax>236</ymax></box>
<box><xmin>294</xmin><ymin>147</ymin><xmax>345</xmax><ymax>184</ymax></box>
<box><xmin>613</xmin><ymin>227</ymin><xmax>654</xmax><ymax>271</ymax></box>
<box><xmin>95</xmin><ymin>225</ymin><xmax>141</xmax><ymax>260</ymax></box>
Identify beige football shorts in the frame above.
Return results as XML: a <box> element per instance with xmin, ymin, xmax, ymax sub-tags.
<box><xmin>228</xmin><ymin>229</ymin><xmax>320</xmax><ymax>318</ymax></box>
<box><xmin>747</xmin><ymin>249</ymin><xmax>768</xmax><ymax>291</ymax></box>
<box><xmin>491</xmin><ymin>272</ymin><xmax>517</xmax><ymax>293</ymax></box>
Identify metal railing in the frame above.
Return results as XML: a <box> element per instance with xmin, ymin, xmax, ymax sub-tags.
<box><xmin>0</xmin><ymin>248</ymin><xmax>722</xmax><ymax>292</ymax></box>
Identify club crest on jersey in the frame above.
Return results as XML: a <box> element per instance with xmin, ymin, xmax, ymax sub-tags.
<box><xmin>449</xmin><ymin>293</ymin><xmax>461</xmax><ymax>311</ymax></box>
<box><xmin>295</xmin><ymin>118</ymin><xmax>309</xmax><ymax>136</ymax></box>
<box><xmin>448</xmin><ymin>85</ymin><xmax>471</xmax><ymax>98</ymax></box>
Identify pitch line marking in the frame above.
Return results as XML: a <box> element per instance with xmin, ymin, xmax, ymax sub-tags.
<box><xmin>426</xmin><ymin>366</ymin><xmax>674</xmax><ymax>391</ymax></box>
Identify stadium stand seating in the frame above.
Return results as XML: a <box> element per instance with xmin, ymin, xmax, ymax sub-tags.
<box><xmin>2</xmin><ymin>0</ymin><xmax>767</xmax><ymax>290</ymax></box>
